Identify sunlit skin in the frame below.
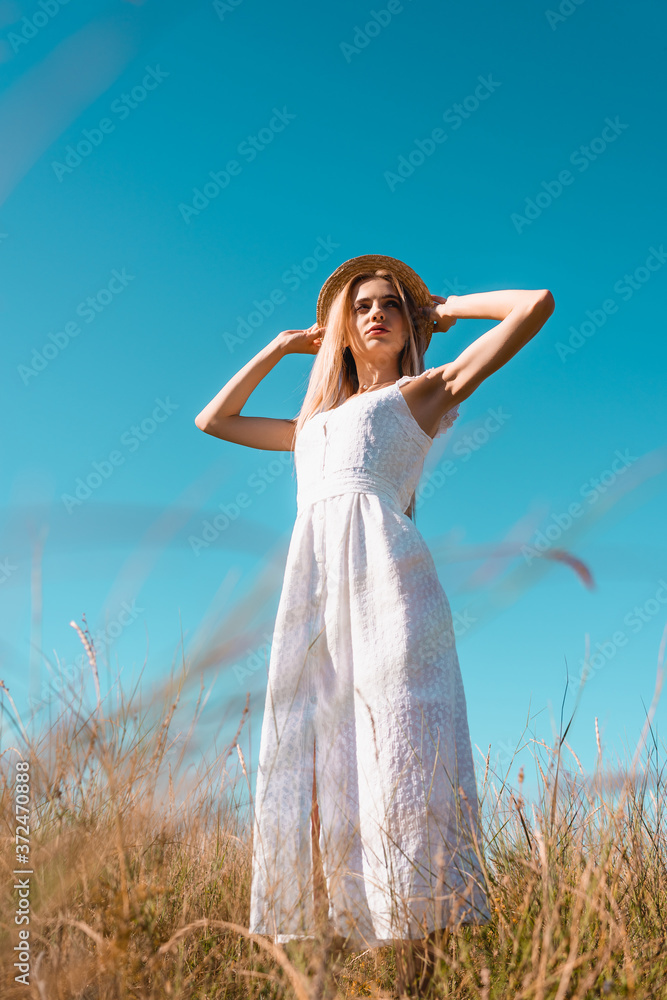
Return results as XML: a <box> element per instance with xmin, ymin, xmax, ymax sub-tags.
<box><xmin>345</xmin><ymin>277</ymin><xmax>411</xmax><ymax>390</ymax></box>
<box><xmin>194</xmin><ymin>282</ymin><xmax>555</xmax><ymax>451</ymax></box>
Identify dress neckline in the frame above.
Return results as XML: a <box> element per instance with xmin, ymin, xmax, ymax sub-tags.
<box><xmin>309</xmin><ymin>381</ymin><xmax>436</xmax><ymax>448</ymax></box>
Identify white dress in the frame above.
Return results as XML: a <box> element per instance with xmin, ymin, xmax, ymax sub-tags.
<box><xmin>248</xmin><ymin>372</ymin><xmax>491</xmax><ymax>949</ymax></box>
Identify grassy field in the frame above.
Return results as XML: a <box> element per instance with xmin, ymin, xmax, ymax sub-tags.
<box><xmin>1</xmin><ymin>621</ymin><xmax>666</xmax><ymax>1000</ymax></box>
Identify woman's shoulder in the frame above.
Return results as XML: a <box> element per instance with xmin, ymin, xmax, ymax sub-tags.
<box><xmin>395</xmin><ymin>369</ymin><xmax>460</xmax><ymax>439</ymax></box>
<box><xmin>396</xmin><ymin>367</ymin><xmax>442</xmax><ymax>388</ymax></box>
<box><xmin>395</xmin><ymin>370</ymin><xmax>428</xmax><ymax>388</ymax></box>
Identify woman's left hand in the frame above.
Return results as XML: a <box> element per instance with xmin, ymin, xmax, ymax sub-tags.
<box><xmin>422</xmin><ymin>294</ymin><xmax>458</xmax><ymax>333</ymax></box>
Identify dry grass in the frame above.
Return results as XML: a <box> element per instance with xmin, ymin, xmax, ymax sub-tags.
<box><xmin>1</xmin><ymin>619</ymin><xmax>666</xmax><ymax>1000</ymax></box>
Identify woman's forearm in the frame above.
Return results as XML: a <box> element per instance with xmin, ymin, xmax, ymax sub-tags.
<box><xmin>194</xmin><ymin>336</ymin><xmax>286</xmax><ymax>428</ymax></box>
<box><xmin>445</xmin><ymin>289</ymin><xmax>547</xmax><ymax>322</ymax></box>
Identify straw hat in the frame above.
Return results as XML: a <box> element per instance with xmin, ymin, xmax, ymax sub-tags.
<box><xmin>316</xmin><ymin>253</ymin><xmax>436</xmax><ymax>347</ymax></box>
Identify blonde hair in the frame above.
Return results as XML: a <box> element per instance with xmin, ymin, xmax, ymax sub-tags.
<box><xmin>295</xmin><ymin>268</ymin><xmax>431</xmax><ymax>519</ymax></box>
<box><xmin>295</xmin><ymin>269</ymin><xmax>429</xmax><ymax>436</ymax></box>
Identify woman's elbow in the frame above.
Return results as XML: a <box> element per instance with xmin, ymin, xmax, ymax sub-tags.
<box><xmin>195</xmin><ymin>413</ymin><xmax>219</xmax><ymax>435</ymax></box>
<box><xmin>535</xmin><ymin>289</ymin><xmax>555</xmax><ymax>315</ymax></box>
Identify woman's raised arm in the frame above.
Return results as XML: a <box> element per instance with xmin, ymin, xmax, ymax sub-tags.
<box><xmin>194</xmin><ymin>325</ymin><xmax>323</xmax><ymax>451</ymax></box>
<box><xmin>434</xmin><ymin>289</ymin><xmax>554</xmax><ymax>403</ymax></box>
<box><xmin>399</xmin><ymin>289</ymin><xmax>554</xmax><ymax>437</ymax></box>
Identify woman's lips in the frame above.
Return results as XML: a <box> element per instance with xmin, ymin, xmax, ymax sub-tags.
<box><xmin>368</xmin><ymin>326</ymin><xmax>388</xmax><ymax>335</ymax></box>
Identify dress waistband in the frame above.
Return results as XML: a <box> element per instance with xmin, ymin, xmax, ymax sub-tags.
<box><xmin>297</xmin><ymin>470</ymin><xmax>402</xmax><ymax>514</ymax></box>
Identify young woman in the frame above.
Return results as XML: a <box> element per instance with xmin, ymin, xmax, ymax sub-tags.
<box><xmin>195</xmin><ymin>254</ymin><xmax>555</xmax><ymax>993</ymax></box>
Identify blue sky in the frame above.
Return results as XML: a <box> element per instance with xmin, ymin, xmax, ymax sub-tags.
<box><xmin>1</xmin><ymin>0</ymin><xmax>666</xmax><ymax>812</ymax></box>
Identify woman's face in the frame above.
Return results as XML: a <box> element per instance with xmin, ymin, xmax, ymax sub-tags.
<box><xmin>345</xmin><ymin>277</ymin><xmax>409</xmax><ymax>366</ymax></box>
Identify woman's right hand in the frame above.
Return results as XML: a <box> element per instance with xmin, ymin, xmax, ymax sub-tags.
<box><xmin>276</xmin><ymin>324</ymin><xmax>324</xmax><ymax>355</ymax></box>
